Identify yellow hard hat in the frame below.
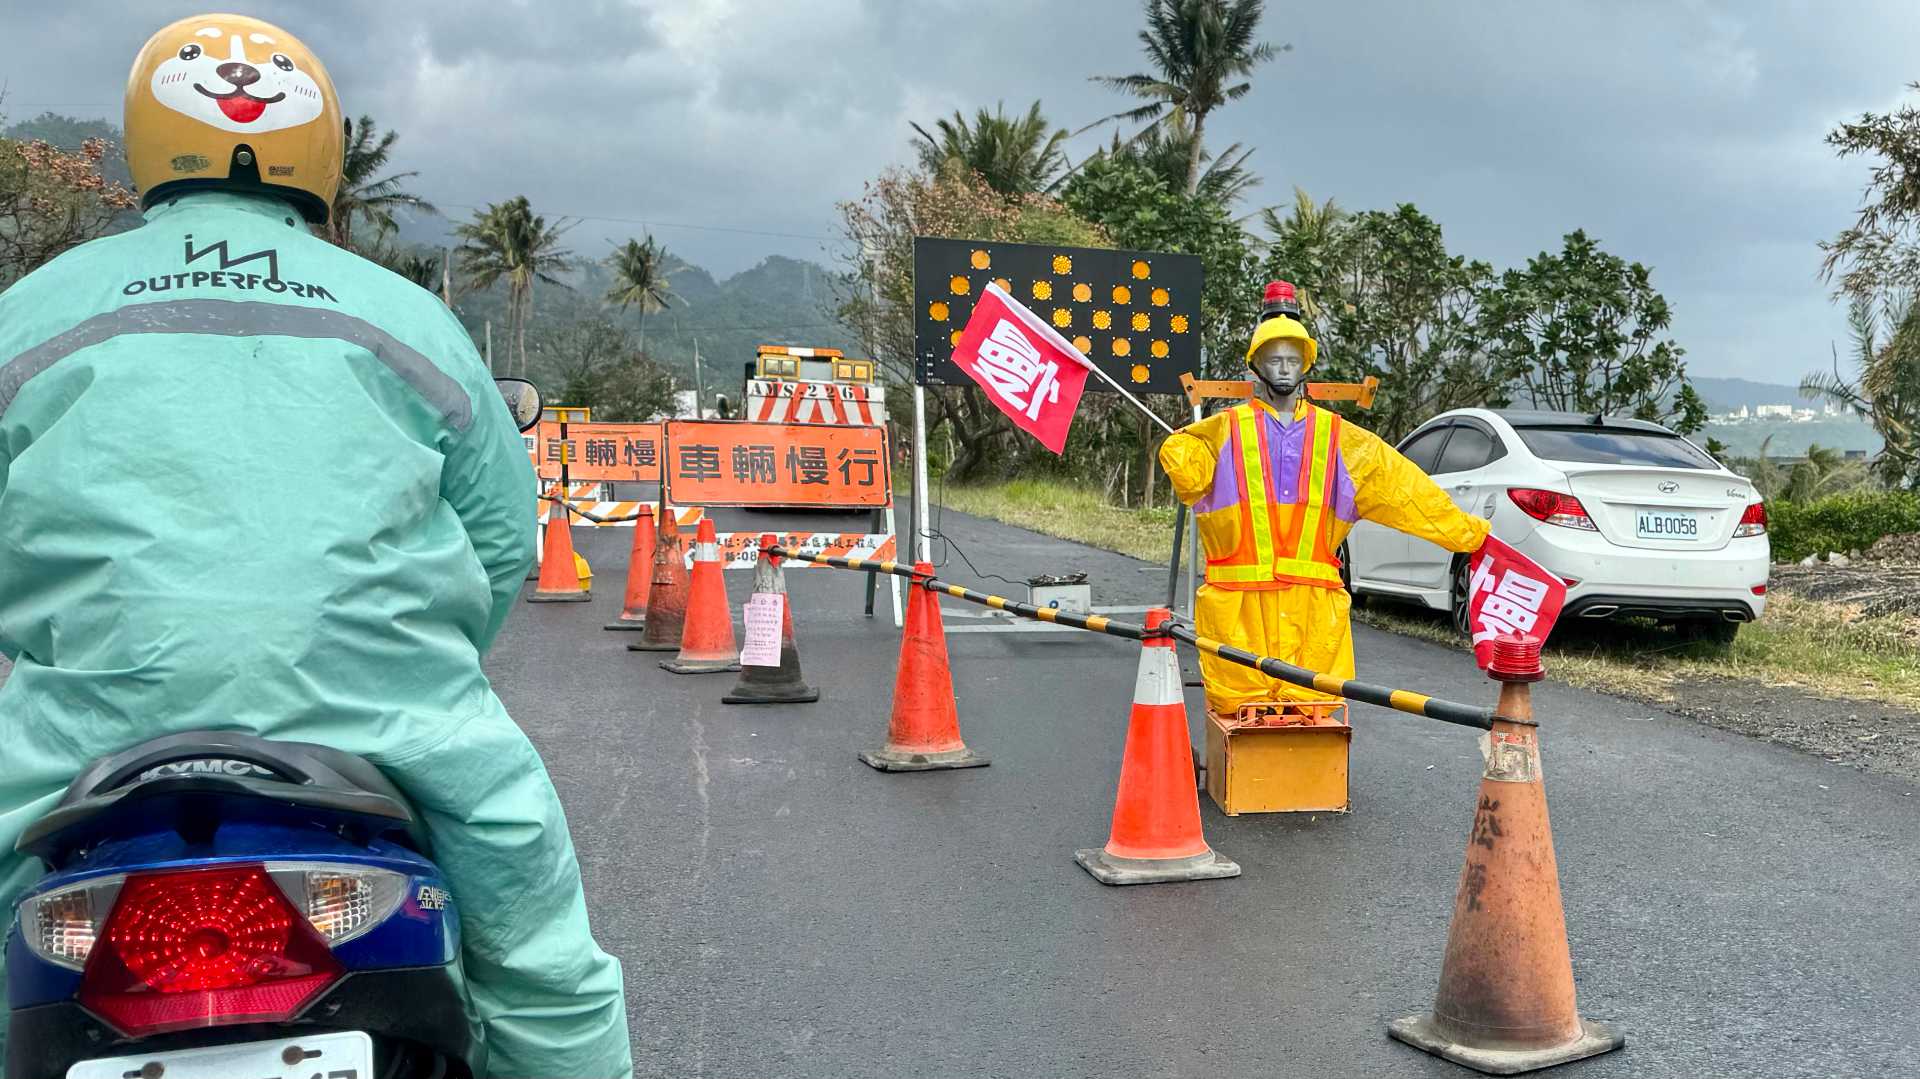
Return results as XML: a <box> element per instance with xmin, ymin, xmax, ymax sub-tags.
<box><xmin>1246</xmin><ymin>315</ymin><xmax>1318</xmax><ymax>372</ymax></box>
<box><xmin>124</xmin><ymin>14</ymin><xmax>343</xmax><ymax>225</ymax></box>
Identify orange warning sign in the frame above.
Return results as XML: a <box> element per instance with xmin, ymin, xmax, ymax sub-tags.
<box><xmin>664</xmin><ymin>420</ymin><xmax>891</xmax><ymax>508</ymax></box>
<box><xmin>533</xmin><ymin>422</ymin><xmax>663</xmax><ymax>483</ymax></box>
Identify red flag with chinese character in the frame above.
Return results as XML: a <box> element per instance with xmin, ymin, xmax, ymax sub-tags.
<box><xmin>1466</xmin><ymin>536</ymin><xmax>1567</xmax><ymax>669</ymax></box>
<box><xmin>950</xmin><ymin>282</ymin><xmax>1093</xmax><ymax>453</ymax></box>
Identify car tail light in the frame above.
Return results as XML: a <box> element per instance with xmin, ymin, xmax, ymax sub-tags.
<box><xmin>78</xmin><ymin>865</ymin><xmax>341</xmax><ymax>1036</ymax></box>
<box><xmin>1735</xmin><ymin>501</ymin><xmax>1768</xmax><ymax>538</ymax></box>
<box><xmin>1752</xmin><ymin>584</ymin><xmax>1768</xmax><ymax>595</ymax></box>
<box><xmin>267</xmin><ymin>863</ymin><xmax>408</xmax><ymax>945</ymax></box>
<box><xmin>1507</xmin><ymin>488</ymin><xmax>1598</xmax><ymax>531</ymax></box>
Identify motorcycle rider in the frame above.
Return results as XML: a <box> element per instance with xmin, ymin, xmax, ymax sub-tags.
<box><xmin>0</xmin><ymin>14</ymin><xmax>631</xmax><ymax>1077</ymax></box>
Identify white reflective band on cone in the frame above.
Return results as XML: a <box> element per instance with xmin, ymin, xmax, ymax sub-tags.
<box><xmin>697</xmin><ymin>542</ymin><xmax>719</xmax><ymax>561</ymax></box>
<box><xmin>1133</xmin><ymin>644</ymin><xmax>1184</xmax><ymax>708</ymax></box>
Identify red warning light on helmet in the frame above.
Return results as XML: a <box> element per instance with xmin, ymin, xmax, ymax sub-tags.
<box><xmin>1260</xmin><ymin>280</ymin><xmax>1302</xmax><ymax>322</ymax></box>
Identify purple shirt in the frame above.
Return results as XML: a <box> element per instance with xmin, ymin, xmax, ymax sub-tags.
<box><xmin>1195</xmin><ymin>405</ymin><xmax>1359</xmax><ymax>523</ymax></box>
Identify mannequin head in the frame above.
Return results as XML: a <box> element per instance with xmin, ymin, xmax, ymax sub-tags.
<box><xmin>1250</xmin><ymin>336</ymin><xmax>1308</xmax><ymax>409</ymax></box>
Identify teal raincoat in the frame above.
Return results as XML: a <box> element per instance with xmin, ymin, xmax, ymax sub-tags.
<box><xmin>0</xmin><ymin>192</ymin><xmax>631</xmax><ymax>1078</ymax></box>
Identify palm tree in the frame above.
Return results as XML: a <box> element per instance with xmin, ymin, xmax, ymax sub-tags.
<box><xmin>911</xmin><ymin>101</ymin><xmax>1068</xmax><ymax>196</ymax></box>
<box><xmin>1094</xmin><ymin>113</ymin><xmax>1257</xmax><ymax>204</ymax></box>
<box><xmin>327</xmin><ymin>115</ymin><xmax>436</xmax><ymax>251</ymax></box>
<box><xmin>1803</xmin><ymin>296</ymin><xmax>1920</xmax><ymax>488</ymax></box>
<box><xmin>605</xmin><ymin>236</ymin><xmax>677</xmax><ymax>352</ymax></box>
<box><xmin>363</xmin><ymin>236</ymin><xmax>442</xmax><ymax>293</ymax></box>
<box><xmin>1093</xmin><ymin>0</ymin><xmax>1286</xmax><ymax>194</ymax></box>
<box><xmin>455</xmin><ymin>197</ymin><xmax>575</xmax><ymax>376</ymax></box>
<box><xmin>1260</xmin><ymin>186</ymin><xmax>1346</xmax><ymax>320</ymax></box>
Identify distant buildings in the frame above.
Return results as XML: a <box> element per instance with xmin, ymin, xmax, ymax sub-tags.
<box><xmin>1713</xmin><ymin>399</ymin><xmax>1849</xmax><ymax>424</ymax></box>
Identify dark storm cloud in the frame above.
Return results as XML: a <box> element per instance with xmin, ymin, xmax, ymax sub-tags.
<box><xmin>6</xmin><ymin>0</ymin><xmax>1917</xmax><ymax>381</ymax></box>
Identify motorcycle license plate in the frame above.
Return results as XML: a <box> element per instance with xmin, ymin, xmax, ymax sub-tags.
<box><xmin>1635</xmin><ymin>509</ymin><xmax>1700</xmax><ymax>540</ymax></box>
<box><xmin>68</xmin><ymin>1030</ymin><xmax>373</xmax><ymax>1079</ymax></box>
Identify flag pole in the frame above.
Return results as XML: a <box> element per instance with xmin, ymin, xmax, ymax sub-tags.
<box><xmin>1080</xmin><ymin>359</ymin><xmax>1177</xmax><ymax>436</ymax></box>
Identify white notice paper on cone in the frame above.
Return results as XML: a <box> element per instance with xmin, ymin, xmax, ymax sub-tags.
<box><xmin>740</xmin><ymin>593</ymin><xmax>785</xmax><ymax>667</ymax></box>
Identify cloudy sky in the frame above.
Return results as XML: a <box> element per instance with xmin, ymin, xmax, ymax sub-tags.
<box><xmin>6</xmin><ymin>0</ymin><xmax>1917</xmax><ymax>384</ymax></box>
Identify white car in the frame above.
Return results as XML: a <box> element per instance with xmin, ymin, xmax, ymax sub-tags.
<box><xmin>1342</xmin><ymin>409</ymin><xmax>1771</xmax><ymax>644</ymax></box>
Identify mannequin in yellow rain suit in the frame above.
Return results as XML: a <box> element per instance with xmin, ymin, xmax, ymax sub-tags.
<box><xmin>1160</xmin><ymin>313</ymin><xmax>1491</xmax><ymax>715</ymax></box>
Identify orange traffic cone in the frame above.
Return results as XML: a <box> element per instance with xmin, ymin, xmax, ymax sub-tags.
<box><xmin>859</xmin><ymin>563</ymin><xmax>987</xmax><ymax>771</ymax></box>
<box><xmin>604</xmin><ymin>503</ymin><xmax>658</xmax><ymax>631</ymax></box>
<box><xmin>528</xmin><ymin>489</ymin><xmax>590</xmax><ymax>603</ymax></box>
<box><xmin>1389</xmin><ymin>635</ymin><xmax>1624</xmax><ymax>1074</ymax></box>
<box><xmin>724</xmin><ymin>535</ymin><xmax>819</xmax><ymax>704</ymax></box>
<box><xmin>661</xmin><ymin>518</ymin><xmax>741</xmax><ymax>674</ymax></box>
<box><xmin>628</xmin><ymin>518</ymin><xmax>689</xmax><ymax>652</ymax></box>
<box><xmin>1075</xmin><ymin>607</ymin><xmax>1239</xmax><ymax>885</ymax></box>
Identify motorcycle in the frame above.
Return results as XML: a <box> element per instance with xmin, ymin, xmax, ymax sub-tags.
<box><xmin>5</xmin><ymin>379</ymin><xmax>545</xmax><ymax>1079</ymax></box>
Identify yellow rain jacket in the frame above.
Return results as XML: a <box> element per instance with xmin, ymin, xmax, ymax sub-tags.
<box><xmin>1161</xmin><ymin>397</ymin><xmax>1490</xmax><ymax>714</ymax></box>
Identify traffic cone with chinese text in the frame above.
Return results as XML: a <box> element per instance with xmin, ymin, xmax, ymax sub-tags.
<box><xmin>724</xmin><ymin>534</ymin><xmax>819</xmax><ymax>704</ymax></box>
<box><xmin>661</xmin><ymin>518</ymin><xmax>741</xmax><ymax>674</ymax></box>
<box><xmin>1389</xmin><ymin>634</ymin><xmax>1624</xmax><ymax>1074</ymax></box>
<box><xmin>1075</xmin><ymin>607</ymin><xmax>1239</xmax><ymax>885</ymax></box>
<box><xmin>859</xmin><ymin>564</ymin><xmax>987</xmax><ymax>771</ymax></box>
<box><xmin>528</xmin><ymin>491</ymin><xmax>590</xmax><ymax>603</ymax></box>
<box><xmin>604</xmin><ymin>503</ymin><xmax>658</xmax><ymax>631</ymax></box>
<box><xmin>628</xmin><ymin>517</ymin><xmax>689</xmax><ymax>652</ymax></box>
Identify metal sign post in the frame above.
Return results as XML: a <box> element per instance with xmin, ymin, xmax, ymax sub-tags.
<box><xmin>913</xmin><ymin>384</ymin><xmax>933</xmax><ymax>565</ymax></box>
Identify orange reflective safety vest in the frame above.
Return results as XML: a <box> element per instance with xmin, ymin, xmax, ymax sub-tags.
<box><xmin>1184</xmin><ymin>400</ymin><xmax>1349</xmax><ymax>590</ymax></box>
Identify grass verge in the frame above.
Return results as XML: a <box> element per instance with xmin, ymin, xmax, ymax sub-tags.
<box><xmin>933</xmin><ymin>477</ymin><xmax>1920</xmax><ymax>713</ymax></box>
<box><xmin>931</xmin><ymin>477</ymin><xmax>1187</xmax><ymax>567</ymax></box>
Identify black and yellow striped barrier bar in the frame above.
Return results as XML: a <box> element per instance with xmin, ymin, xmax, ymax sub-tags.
<box><xmin>765</xmin><ymin>545</ymin><xmax>1155</xmax><ymax>640</ymax></box>
<box><xmin>1163</xmin><ymin>621</ymin><xmax>1499</xmax><ymax>731</ymax></box>
<box><xmin>538</xmin><ymin>494</ymin><xmax>644</xmax><ymax>525</ymax></box>
<box><xmin>764</xmin><ymin>544</ymin><xmax>1500</xmax><ymax>731</ymax></box>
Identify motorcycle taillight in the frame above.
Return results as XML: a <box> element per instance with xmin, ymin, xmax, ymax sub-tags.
<box><xmin>79</xmin><ymin>865</ymin><xmax>341</xmax><ymax>1036</ymax></box>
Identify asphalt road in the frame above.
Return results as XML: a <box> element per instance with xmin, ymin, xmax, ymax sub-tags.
<box><xmin>492</xmin><ymin>503</ymin><xmax>1918</xmax><ymax>1079</ymax></box>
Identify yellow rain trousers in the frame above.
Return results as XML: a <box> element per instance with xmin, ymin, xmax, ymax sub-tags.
<box><xmin>1160</xmin><ymin>398</ymin><xmax>1489</xmax><ymax>715</ymax></box>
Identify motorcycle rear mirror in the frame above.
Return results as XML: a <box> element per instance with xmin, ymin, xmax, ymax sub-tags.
<box><xmin>495</xmin><ymin>378</ymin><xmax>542</xmax><ymax>433</ymax></box>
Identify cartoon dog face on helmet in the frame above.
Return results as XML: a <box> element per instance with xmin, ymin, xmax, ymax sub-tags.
<box><xmin>149</xmin><ymin>24</ymin><xmax>326</xmax><ymax>134</ymax></box>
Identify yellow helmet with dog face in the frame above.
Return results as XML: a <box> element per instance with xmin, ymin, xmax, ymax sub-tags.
<box><xmin>124</xmin><ymin>13</ymin><xmax>343</xmax><ymax>225</ymax></box>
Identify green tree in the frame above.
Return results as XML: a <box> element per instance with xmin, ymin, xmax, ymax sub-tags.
<box><xmin>1478</xmin><ymin>229</ymin><xmax>1706</xmax><ymax>433</ymax></box>
<box><xmin>1729</xmin><ymin>437</ymin><xmax>1872</xmax><ymax>502</ymax></box>
<box><xmin>912</xmin><ymin>101</ymin><xmax>1068</xmax><ymax>197</ymax></box>
<box><xmin>1088</xmin><ymin>113</ymin><xmax>1258</xmax><ymax>205</ymax></box>
<box><xmin>1062</xmin><ymin>151</ymin><xmax>1258</xmax><ymax>504</ymax></box>
<box><xmin>1781</xmin><ymin>444</ymin><xmax>1872</xmax><ymax>502</ymax></box>
<box><xmin>1093</xmin><ymin>0</ymin><xmax>1286</xmax><ymax>194</ymax></box>
<box><xmin>0</xmin><ymin>134</ymin><xmax>138</xmax><ymax>288</ymax></box>
<box><xmin>529</xmin><ymin>317</ymin><xmax>677</xmax><ymax>421</ymax></box>
<box><xmin>365</xmin><ymin>240</ymin><xmax>442</xmax><ymax>294</ymax></box>
<box><xmin>604</xmin><ymin>235</ymin><xmax>677</xmax><ymax>352</ymax></box>
<box><xmin>1802</xmin><ymin>297</ymin><xmax>1920</xmax><ymax>487</ymax></box>
<box><xmin>1259</xmin><ymin>187</ymin><xmax>1351</xmax><ymax>312</ymax></box>
<box><xmin>594</xmin><ymin>351</ymin><xmax>679</xmax><ymax>422</ymax></box>
<box><xmin>837</xmin><ymin>165</ymin><xmax>1107</xmax><ymax>481</ymax></box>
<box><xmin>1818</xmin><ymin>84</ymin><xmax>1920</xmax><ymax>301</ymax></box>
<box><xmin>327</xmin><ymin>115</ymin><xmax>435</xmax><ymax>252</ymax></box>
<box><xmin>455</xmin><ymin>196</ymin><xmax>575</xmax><ymax>376</ymax></box>
<box><xmin>1062</xmin><ymin>151</ymin><xmax>1257</xmax><ymax>379</ymax></box>
<box><xmin>1267</xmin><ymin>203</ymin><xmax>1513</xmax><ymax>442</ymax></box>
